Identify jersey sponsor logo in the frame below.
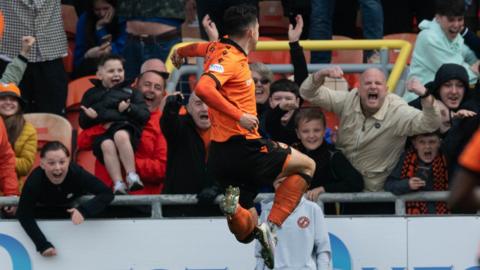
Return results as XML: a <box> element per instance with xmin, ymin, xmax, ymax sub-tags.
<box><xmin>208</xmin><ymin>64</ymin><xmax>224</xmax><ymax>73</ymax></box>
<box><xmin>297</xmin><ymin>216</ymin><xmax>310</xmax><ymax>228</ymax></box>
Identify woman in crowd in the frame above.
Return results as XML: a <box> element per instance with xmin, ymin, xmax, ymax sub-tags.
<box><xmin>0</xmin><ymin>83</ymin><xmax>37</xmax><ymax>188</ymax></box>
<box><xmin>73</xmin><ymin>0</ymin><xmax>126</xmax><ymax>78</ymax></box>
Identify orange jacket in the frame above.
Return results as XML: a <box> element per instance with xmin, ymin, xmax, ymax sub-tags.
<box><xmin>0</xmin><ymin>118</ymin><xmax>19</xmax><ymax>195</ymax></box>
<box><xmin>77</xmin><ymin>110</ymin><xmax>167</xmax><ymax>194</ymax></box>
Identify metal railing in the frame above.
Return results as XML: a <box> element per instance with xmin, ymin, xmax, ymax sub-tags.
<box><xmin>164</xmin><ymin>39</ymin><xmax>412</xmax><ymax>92</ymax></box>
<box><xmin>0</xmin><ymin>191</ymin><xmax>454</xmax><ymax>219</ymax></box>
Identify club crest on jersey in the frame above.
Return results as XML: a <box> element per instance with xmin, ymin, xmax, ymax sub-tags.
<box><xmin>297</xmin><ymin>216</ymin><xmax>310</xmax><ymax>228</ymax></box>
<box><xmin>208</xmin><ymin>64</ymin><xmax>224</xmax><ymax>73</ymax></box>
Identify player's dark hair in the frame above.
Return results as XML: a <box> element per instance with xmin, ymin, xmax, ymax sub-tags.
<box><xmin>435</xmin><ymin>0</ymin><xmax>465</xmax><ymax>16</ymax></box>
<box><xmin>40</xmin><ymin>141</ymin><xmax>70</xmax><ymax>158</ymax></box>
<box><xmin>294</xmin><ymin>108</ymin><xmax>326</xmax><ymax>129</ymax></box>
<box><xmin>223</xmin><ymin>4</ymin><xmax>258</xmax><ymax>38</ymax></box>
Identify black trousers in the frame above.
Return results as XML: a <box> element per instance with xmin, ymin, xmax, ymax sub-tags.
<box><xmin>0</xmin><ymin>58</ymin><xmax>67</xmax><ymax>115</ymax></box>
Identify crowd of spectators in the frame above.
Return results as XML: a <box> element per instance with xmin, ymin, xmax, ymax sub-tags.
<box><xmin>0</xmin><ymin>0</ymin><xmax>479</xmax><ymax>230</ymax></box>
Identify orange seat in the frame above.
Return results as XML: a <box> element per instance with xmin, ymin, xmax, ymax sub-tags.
<box><xmin>24</xmin><ymin>113</ymin><xmax>73</xmax><ymax>169</ymax></box>
<box><xmin>249</xmin><ymin>37</ymin><xmax>291</xmax><ymax>65</ymax></box>
<box><xmin>63</xmin><ymin>39</ymin><xmax>75</xmax><ymax>73</ymax></box>
<box><xmin>75</xmin><ymin>149</ymin><xmax>96</xmax><ymax>175</ymax></box>
<box><xmin>258</xmin><ymin>1</ymin><xmax>289</xmax><ymax>38</ymax></box>
<box><xmin>383</xmin><ymin>33</ymin><xmax>417</xmax><ymax>64</ymax></box>
<box><xmin>331</xmin><ymin>35</ymin><xmax>363</xmax><ymax>89</ymax></box>
<box><xmin>66</xmin><ymin>75</ymin><xmax>96</xmax><ymax>131</ymax></box>
<box><xmin>61</xmin><ymin>4</ymin><xmax>78</xmax><ymax>37</ymax></box>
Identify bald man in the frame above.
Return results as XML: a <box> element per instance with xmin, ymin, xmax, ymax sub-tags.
<box><xmin>300</xmin><ymin>67</ymin><xmax>441</xmax><ymax>199</ymax></box>
<box><xmin>140</xmin><ymin>58</ymin><xmax>167</xmax><ymax>74</ymax></box>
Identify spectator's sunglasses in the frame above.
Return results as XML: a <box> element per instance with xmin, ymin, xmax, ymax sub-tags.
<box><xmin>253</xmin><ymin>78</ymin><xmax>270</xmax><ymax>85</ymax></box>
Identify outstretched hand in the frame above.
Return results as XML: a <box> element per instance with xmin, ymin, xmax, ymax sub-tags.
<box><xmin>406</xmin><ymin>77</ymin><xmax>427</xmax><ymax>96</ymax></box>
<box><xmin>20</xmin><ymin>36</ymin><xmax>36</xmax><ymax>57</ymax></box>
<box><xmin>41</xmin><ymin>247</ymin><xmax>57</xmax><ymax>257</ymax></box>
<box><xmin>170</xmin><ymin>49</ymin><xmax>185</xmax><ymax>69</ymax></box>
<box><xmin>288</xmin><ymin>15</ymin><xmax>304</xmax><ymax>43</ymax></box>
<box><xmin>313</xmin><ymin>66</ymin><xmax>344</xmax><ymax>84</ymax></box>
<box><xmin>239</xmin><ymin>113</ymin><xmax>259</xmax><ymax>132</ymax></box>
<box><xmin>67</xmin><ymin>208</ymin><xmax>85</xmax><ymax>225</ymax></box>
<box><xmin>80</xmin><ymin>105</ymin><xmax>98</xmax><ymax>119</ymax></box>
<box><xmin>202</xmin><ymin>14</ymin><xmax>219</xmax><ymax>41</ymax></box>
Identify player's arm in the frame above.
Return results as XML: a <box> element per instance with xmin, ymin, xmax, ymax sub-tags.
<box><xmin>171</xmin><ymin>42</ymin><xmax>211</xmax><ymax>68</ymax></box>
<box><xmin>449</xmin><ymin>129</ymin><xmax>480</xmax><ymax>212</ymax></box>
<box><xmin>449</xmin><ymin>168</ymin><xmax>480</xmax><ymax>212</ymax></box>
<box><xmin>195</xmin><ymin>74</ymin><xmax>244</xmax><ymax>121</ymax></box>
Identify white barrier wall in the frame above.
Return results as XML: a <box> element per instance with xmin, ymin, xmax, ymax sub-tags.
<box><xmin>0</xmin><ymin>217</ymin><xmax>479</xmax><ymax>270</ymax></box>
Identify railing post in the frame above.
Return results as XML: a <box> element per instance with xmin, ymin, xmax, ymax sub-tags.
<box><xmin>395</xmin><ymin>199</ymin><xmax>406</xmax><ymax>215</ymax></box>
<box><xmin>196</xmin><ymin>57</ymin><xmax>204</xmax><ymax>79</ymax></box>
<box><xmin>379</xmin><ymin>48</ymin><xmax>389</xmax><ymax>76</ymax></box>
<box><xmin>151</xmin><ymin>201</ymin><xmax>163</xmax><ymax>219</ymax></box>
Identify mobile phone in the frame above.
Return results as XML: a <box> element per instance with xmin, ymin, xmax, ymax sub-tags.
<box><xmin>101</xmin><ymin>34</ymin><xmax>112</xmax><ymax>44</ymax></box>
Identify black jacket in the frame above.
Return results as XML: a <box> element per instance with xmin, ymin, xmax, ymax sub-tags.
<box><xmin>294</xmin><ymin>142</ymin><xmax>364</xmax><ymax>193</ymax></box>
<box><xmin>265</xmin><ymin>106</ymin><xmax>299</xmax><ymax>145</ymax></box>
<box><xmin>16</xmin><ymin>163</ymin><xmax>114</xmax><ymax>253</ymax></box>
<box><xmin>160</xmin><ymin>96</ymin><xmax>216</xmax><ymax>195</ymax></box>
<box><xmin>160</xmin><ymin>96</ymin><xmax>222</xmax><ymax>216</ymax></box>
<box><xmin>79</xmin><ymin>79</ymin><xmax>150</xmax><ymax>130</ymax></box>
<box><xmin>409</xmin><ymin>96</ymin><xmax>480</xmax><ymax>175</ymax></box>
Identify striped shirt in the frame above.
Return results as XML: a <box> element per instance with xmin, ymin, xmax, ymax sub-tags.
<box><xmin>0</xmin><ymin>0</ymin><xmax>67</xmax><ymax>62</ymax></box>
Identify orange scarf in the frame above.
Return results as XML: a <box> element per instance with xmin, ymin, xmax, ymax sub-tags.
<box><xmin>400</xmin><ymin>149</ymin><xmax>449</xmax><ymax>215</ymax></box>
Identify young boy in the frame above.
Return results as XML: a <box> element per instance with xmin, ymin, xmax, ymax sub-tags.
<box><xmin>385</xmin><ymin>132</ymin><xmax>449</xmax><ymax>214</ymax></box>
<box><xmin>255</xmin><ymin>177</ymin><xmax>332</xmax><ymax>270</ymax></box>
<box><xmin>265</xmin><ymin>79</ymin><xmax>301</xmax><ymax>145</ymax></box>
<box><xmin>79</xmin><ymin>54</ymin><xmax>150</xmax><ymax>194</ymax></box>
<box><xmin>293</xmin><ymin>108</ymin><xmax>363</xmax><ymax>214</ymax></box>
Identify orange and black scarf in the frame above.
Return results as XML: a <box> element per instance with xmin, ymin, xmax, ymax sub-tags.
<box><xmin>400</xmin><ymin>149</ymin><xmax>449</xmax><ymax>215</ymax></box>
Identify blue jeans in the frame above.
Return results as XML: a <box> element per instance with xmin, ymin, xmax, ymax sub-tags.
<box><xmin>309</xmin><ymin>0</ymin><xmax>384</xmax><ymax>63</ymax></box>
<box><xmin>122</xmin><ymin>34</ymin><xmax>182</xmax><ymax>80</ymax></box>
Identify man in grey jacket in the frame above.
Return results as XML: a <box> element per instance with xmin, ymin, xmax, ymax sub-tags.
<box><xmin>300</xmin><ymin>67</ymin><xmax>441</xmax><ymax>197</ymax></box>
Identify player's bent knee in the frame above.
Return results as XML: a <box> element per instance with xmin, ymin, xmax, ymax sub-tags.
<box><xmin>236</xmin><ymin>232</ymin><xmax>255</xmax><ymax>244</ymax></box>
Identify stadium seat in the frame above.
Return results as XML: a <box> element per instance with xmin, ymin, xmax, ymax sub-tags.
<box><xmin>75</xmin><ymin>149</ymin><xmax>96</xmax><ymax>175</ymax></box>
<box><xmin>66</xmin><ymin>75</ymin><xmax>96</xmax><ymax>131</ymax></box>
<box><xmin>383</xmin><ymin>33</ymin><xmax>417</xmax><ymax>64</ymax></box>
<box><xmin>61</xmin><ymin>4</ymin><xmax>78</xmax><ymax>74</ymax></box>
<box><xmin>258</xmin><ymin>1</ymin><xmax>289</xmax><ymax>38</ymax></box>
<box><xmin>331</xmin><ymin>35</ymin><xmax>363</xmax><ymax>89</ymax></box>
<box><xmin>24</xmin><ymin>113</ymin><xmax>73</xmax><ymax>169</ymax></box>
<box><xmin>248</xmin><ymin>37</ymin><xmax>290</xmax><ymax>65</ymax></box>
<box><xmin>61</xmin><ymin>4</ymin><xmax>78</xmax><ymax>37</ymax></box>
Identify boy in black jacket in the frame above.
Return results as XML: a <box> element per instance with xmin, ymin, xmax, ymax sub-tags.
<box><xmin>79</xmin><ymin>54</ymin><xmax>150</xmax><ymax>194</ymax></box>
<box><xmin>17</xmin><ymin>141</ymin><xmax>114</xmax><ymax>256</ymax></box>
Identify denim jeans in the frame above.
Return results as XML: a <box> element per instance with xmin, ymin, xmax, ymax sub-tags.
<box><xmin>122</xmin><ymin>34</ymin><xmax>182</xmax><ymax>80</ymax></box>
<box><xmin>309</xmin><ymin>0</ymin><xmax>384</xmax><ymax>63</ymax></box>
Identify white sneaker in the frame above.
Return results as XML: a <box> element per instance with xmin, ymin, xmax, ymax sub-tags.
<box><xmin>113</xmin><ymin>181</ymin><xmax>127</xmax><ymax>195</ymax></box>
<box><xmin>255</xmin><ymin>222</ymin><xmax>276</xmax><ymax>269</ymax></box>
<box><xmin>219</xmin><ymin>186</ymin><xmax>239</xmax><ymax>216</ymax></box>
<box><xmin>126</xmin><ymin>172</ymin><xmax>144</xmax><ymax>191</ymax></box>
